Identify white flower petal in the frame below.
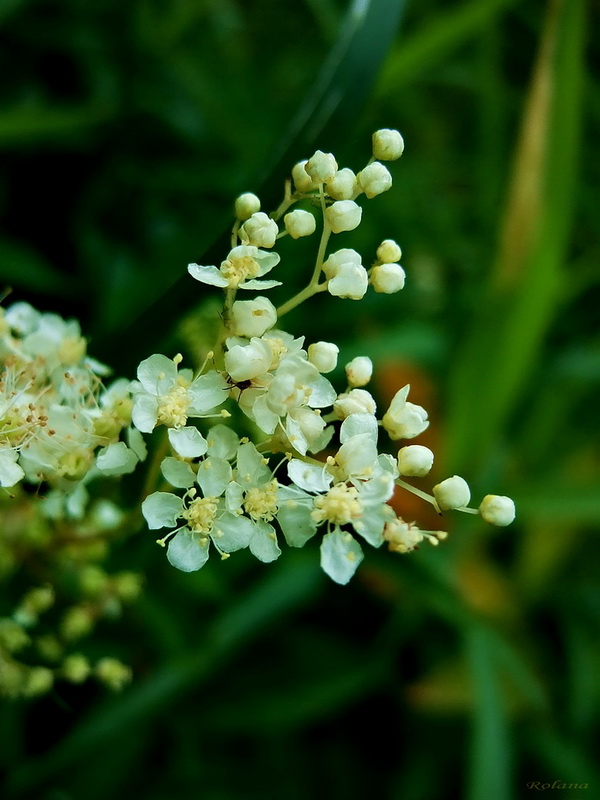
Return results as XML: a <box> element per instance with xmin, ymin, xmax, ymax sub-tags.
<box><xmin>320</xmin><ymin>530</ymin><xmax>364</xmax><ymax>584</ymax></box>
<box><xmin>236</xmin><ymin>442</ymin><xmax>271</xmax><ymax>486</ymax></box>
<box><xmin>141</xmin><ymin>491</ymin><xmax>184</xmax><ymax>529</ymax></box>
<box><xmin>288</xmin><ymin>459</ymin><xmax>332</xmax><ymax>494</ymax></box>
<box><xmin>168</xmin><ymin>426</ymin><xmax>208</xmax><ymax>458</ymax></box>
<box><xmin>161</xmin><ymin>457</ymin><xmax>196</xmax><ymax>489</ymax></box>
<box><xmin>167</xmin><ymin>530</ymin><xmax>210</xmax><ymax>572</ymax></box>
<box><xmin>131</xmin><ymin>395</ymin><xmax>159</xmax><ymax>433</ymax></box>
<box><xmin>239</xmin><ymin>279</ymin><xmax>283</xmax><ymax>290</ymax></box>
<box><xmin>196</xmin><ymin>457</ymin><xmax>232</xmax><ymax>497</ymax></box>
<box><xmin>212</xmin><ymin>513</ymin><xmax>254</xmax><ymax>552</ymax></box>
<box><xmin>339</xmin><ymin>413</ymin><xmax>379</xmax><ymax>444</ymax></box>
<box><xmin>137</xmin><ymin>354</ymin><xmax>178</xmax><ymax>395</ymax></box>
<box><xmin>187</xmin><ymin>263</ymin><xmax>229</xmax><ymax>287</ymax></box>
<box><xmin>206</xmin><ymin>424</ymin><xmax>239</xmax><ymax>459</ymax></box>
<box><xmin>188</xmin><ymin>370</ymin><xmax>229</xmax><ymax>415</ymax></box>
<box><xmin>0</xmin><ymin>450</ymin><xmax>24</xmax><ymax>488</ymax></box>
<box><xmin>249</xmin><ymin>520</ymin><xmax>281</xmax><ymax>562</ymax></box>
<box><xmin>96</xmin><ymin>442</ymin><xmax>139</xmax><ymax>476</ymax></box>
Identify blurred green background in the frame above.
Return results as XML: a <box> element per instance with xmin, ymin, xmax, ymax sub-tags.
<box><xmin>1</xmin><ymin>0</ymin><xmax>599</xmax><ymax>798</ymax></box>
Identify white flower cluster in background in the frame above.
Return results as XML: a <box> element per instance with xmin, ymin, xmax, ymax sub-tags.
<box><xmin>138</xmin><ymin>130</ymin><xmax>516</xmax><ymax>584</ymax></box>
<box><xmin>0</xmin><ymin>302</ymin><xmax>145</xmax><ymax>518</ymax></box>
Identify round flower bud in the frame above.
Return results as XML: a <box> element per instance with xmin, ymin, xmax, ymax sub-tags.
<box><xmin>328</xmin><ymin>263</ymin><xmax>368</xmax><ymax>300</ymax></box>
<box><xmin>326</xmin><ymin>168</ymin><xmax>358</xmax><ymax>201</ymax></box>
<box><xmin>370</xmin><ymin>263</ymin><xmax>406</xmax><ymax>294</ymax></box>
<box><xmin>235</xmin><ymin>192</ymin><xmax>261</xmax><ymax>221</ymax></box>
<box><xmin>397</xmin><ymin>445</ymin><xmax>434</xmax><ymax>477</ymax></box>
<box><xmin>345</xmin><ymin>356</ymin><xmax>372</xmax><ymax>387</ymax></box>
<box><xmin>322</xmin><ymin>248</ymin><xmax>362</xmax><ymax>280</ymax></box>
<box><xmin>333</xmin><ymin>388</ymin><xmax>377</xmax><ymax>419</ymax></box>
<box><xmin>241</xmin><ymin>212</ymin><xmax>279</xmax><ymax>248</ymax></box>
<box><xmin>292</xmin><ymin>160</ymin><xmax>318</xmax><ymax>193</ymax></box>
<box><xmin>358</xmin><ymin>162</ymin><xmax>392</xmax><ymax>199</ymax></box>
<box><xmin>325</xmin><ymin>200</ymin><xmax>362</xmax><ymax>234</ymax></box>
<box><xmin>305</xmin><ymin>150</ymin><xmax>338</xmax><ymax>183</ymax></box>
<box><xmin>377</xmin><ymin>239</ymin><xmax>402</xmax><ymax>263</ymax></box>
<box><xmin>479</xmin><ymin>495</ymin><xmax>516</xmax><ymax>527</ymax></box>
<box><xmin>308</xmin><ymin>341</ymin><xmax>339</xmax><ymax>373</ymax></box>
<box><xmin>372</xmin><ymin>128</ymin><xmax>405</xmax><ymax>161</ymax></box>
<box><xmin>284</xmin><ymin>209</ymin><xmax>316</xmax><ymax>239</ymax></box>
<box><xmin>433</xmin><ymin>475</ymin><xmax>471</xmax><ymax>511</ymax></box>
<box><xmin>231</xmin><ymin>296</ymin><xmax>277</xmax><ymax>338</ymax></box>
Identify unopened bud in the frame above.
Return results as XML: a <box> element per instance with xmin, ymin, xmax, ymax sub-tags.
<box><xmin>433</xmin><ymin>475</ymin><xmax>471</xmax><ymax>510</ymax></box>
<box><xmin>326</xmin><ymin>168</ymin><xmax>358</xmax><ymax>200</ymax></box>
<box><xmin>479</xmin><ymin>495</ymin><xmax>515</xmax><ymax>526</ymax></box>
<box><xmin>345</xmin><ymin>357</ymin><xmax>372</xmax><ymax>387</ymax></box>
<box><xmin>325</xmin><ymin>200</ymin><xmax>363</xmax><ymax>234</ymax></box>
<box><xmin>308</xmin><ymin>342</ymin><xmax>339</xmax><ymax>373</ymax></box>
<box><xmin>370</xmin><ymin>263</ymin><xmax>406</xmax><ymax>293</ymax></box>
<box><xmin>284</xmin><ymin>209</ymin><xmax>316</xmax><ymax>239</ymax></box>
<box><xmin>397</xmin><ymin>445</ymin><xmax>434</xmax><ymax>477</ymax></box>
<box><xmin>372</xmin><ymin>128</ymin><xmax>404</xmax><ymax>161</ymax></box>
<box><xmin>305</xmin><ymin>150</ymin><xmax>338</xmax><ymax>183</ymax></box>
<box><xmin>235</xmin><ymin>192</ymin><xmax>261</xmax><ymax>221</ymax></box>
<box><xmin>358</xmin><ymin>162</ymin><xmax>392</xmax><ymax>199</ymax></box>
<box><xmin>377</xmin><ymin>239</ymin><xmax>402</xmax><ymax>263</ymax></box>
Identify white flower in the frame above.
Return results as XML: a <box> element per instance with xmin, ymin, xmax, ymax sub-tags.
<box><xmin>325</xmin><ymin>200</ymin><xmax>362</xmax><ymax>234</ymax></box>
<box><xmin>433</xmin><ymin>475</ymin><xmax>471</xmax><ymax>510</ymax></box>
<box><xmin>322</xmin><ymin>248</ymin><xmax>362</xmax><ymax>280</ymax></box>
<box><xmin>132</xmin><ymin>355</ymin><xmax>228</xmax><ymax>433</ymax></box>
<box><xmin>345</xmin><ymin>357</ymin><xmax>372</xmax><ymax>387</ymax></box>
<box><xmin>234</xmin><ymin>192</ymin><xmax>261</xmax><ymax>221</ymax></box>
<box><xmin>370</xmin><ymin>263</ymin><xmax>406</xmax><ymax>293</ymax></box>
<box><xmin>230</xmin><ymin>296</ymin><xmax>277</xmax><ymax>338</ymax></box>
<box><xmin>325</xmin><ymin>168</ymin><xmax>358</xmax><ymax>200</ymax></box>
<box><xmin>372</xmin><ymin>129</ymin><xmax>404</xmax><ymax>161</ymax></box>
<box><xmin>240</xmin><ymin>212</ymin><xmax>279</xmax><ymax>248</ymax></box>
<box><xmin>284</xmin><ymin>209</ymin><xmax>316</xmax><ymax>239</ymax></box>
<box><xmin>238</xmin><ymin>353</ymin><xmax>336</xmax><ymax>455</ymax></box>
<box><xmin>358</xmin><ymin>162</ymin><xmax>392</xmax><ymax>199</ymax></box>
<box><xmin>142</xmin><ymin>453</ymin><xmax>254</xmax><ymax>572</ymax></box>
<box><xmin>376</xmin><ymin>239</ymin><xmax>402</xmax><ymax>263</ymax></box>
<box><xmin>305</xmin><ymin>151</ymin><xmax>338</xmax><ymax>183</ymax></box>
<box><xmin>382</xmin><ymin>385</ymin><xmax>429</xmax><ymax>440</ymax></box>
<box><xmin>224</xmin><ymin>337</ymin><xmax>273</xmax><ymax>382</ymax></box>
<box><xmin>279</xmin><ymin>454</ymin><xmax>395</xmax><ymax>584</ymax></box>
<box><xmin>292</xmin><ymin>160</ymin><xmax>318</xmax><ymax>193</ymax></box>
<box><xmin>397</xmin><ymin>445</ymin><xmax>434</xmax><ymax>477</ymax></box>
<box><xmin>308</xmin><ymin>341</ymin><xmax>339</xmax><ymax>373</ymax></box>
<box><xmin>333</xmin><ymin>388</ymin><xmax>376</xmax><ymax>419</ymax></box>
<box><xmin>327</xmin><ymin>263</ymin><xmax>368</xmax><ymax>300</ymax></box>
<box><xmin>231</xmin><ymin>442</ymin><xmax>282</xmax><ymax>562</ymax></box>
<box><xmin>188</xmin><ymin>245</ymin><xmax>281</xmax><ymax>291</ymax></box>
<box><xmin>479</xmin><ymin>495</ymin><xmax>515</xmax><ymax>526</ymax></box>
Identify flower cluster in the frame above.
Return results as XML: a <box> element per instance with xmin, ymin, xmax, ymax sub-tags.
<box><xmin>0</xmin><ymin>302</ymin><xmax>144</xmax><ymax>518</ymax></box>
<box><xmin>140</xmin><ymin>130</ymin><xmax>516</xmax><ymax>584</ymax></box>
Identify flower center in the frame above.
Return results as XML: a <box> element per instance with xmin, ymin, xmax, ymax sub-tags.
<box><xmin>183</xmin><ymin>497</ymin><xmax>218</xmax><ymax>534</ymax></box>
<box><xmin>157</xmin><ymin>386</ymin><xmax>191</xmax><ymax>428</ymax></box>
<box><xmin>311</xmin><ymin>483</ymin><xmax>362</xmax><ymax>526</ymax></box>
<box><xmin>220</xmin><ymin>255</ymin><xmax>260</xmax><ymax>287</ymax></box>
<box><xmin>383</xmin><ymin>518</ymin><xmax>423</xmax><ymax>553</ymax></box>
<box><xmin>244</xmin><ymin>480</ymin><xmax>278</xmax><ymax>521</ymax></box>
